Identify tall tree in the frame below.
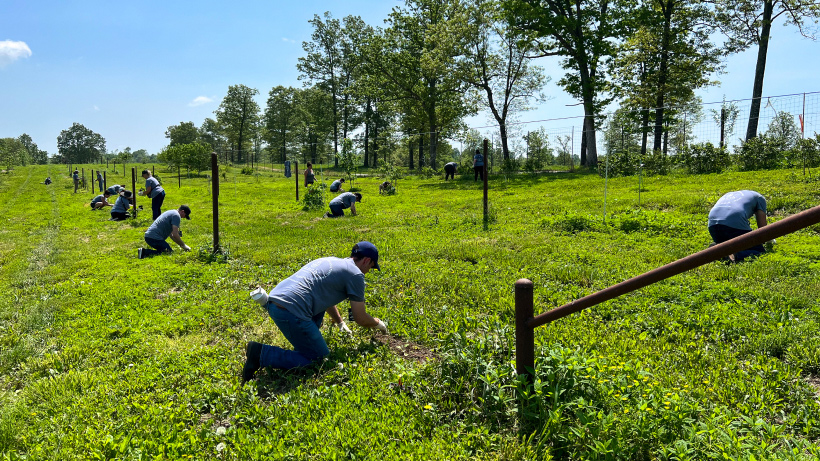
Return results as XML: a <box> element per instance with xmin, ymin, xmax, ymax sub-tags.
<box><xmin>459</xmin><ymin>0</ymin><xmax>548</xmax><ymax>161</ymax></box>
<box><xmin>360</xmin><ymin>0</ymin><xmax>475</xmax><ymax>169</ymax></box>
<box><xmin>57</xmin><ymin>123</ymin><xmax>106</xmax><ymax>164</ymax></box>
<box><xmin>0</xmin><ymin>138</ymin><xmax>28</xmax><ymax>168</ymax></box>
<box><xmin>294</xmin><ymin>86</ymin><xmax>334</xmax><ymax>164</ymax></box>
<box><xmin>714</xmin><ymin>0</ymin><xmax>820</xmax><ymax>141</ymax></box>
<box><xmin>199</xmin><ymin>118</ymin><xmax>226</xmax><ymax>156</ymax></box>
<box><xmin>610</xmin><ymin>0</ymin><xmax>721</xmax><ymax>154</ymax></box>
<box><xmin>215</xmin><ymin>85</ymin><xmax>260</xmax><ymax>164</ymax></box>
<box><xmin>165</xmin><ymin>121</ymin><xmax>200</xmax><ymax>147</ymax></box>
<box><xmin>298</xmin><ymin>12</ymin><xmax>344</xmax><ymax>167</ymax></box>
<box><xmin>264</xmin><ymin>86</ymin><xmax>300</xmax><ymax>163</ymax></box>
<box><xmin>18</xmin><ymin>133</ymin><xmax>48</xmax><ymax>164</ymax></box>
<box><xmin>504</xmin><ymin>0</ymin><xmax>630</xmax><ymax>167</ymax></box>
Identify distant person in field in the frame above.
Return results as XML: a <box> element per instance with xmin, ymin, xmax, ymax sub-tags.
<box><xmin>708</xmin><ymin>190</ymin><xmax>769</xmax><ymax>262</ymax></box>
<box><xmin>137</xmin><ymin>205</ymin><xmax>192</xmax><ymax>259</ymax></box>
<box><xmin>379</xmin><ymin>181</ymin><xmax>392</xmax><ymax>194</ymax></box>
<box><xmin>73</xmin><ymin>170</ymin><xmax>80</xmax><ymax>193</ymax></box>
<box><xmin>90</xmin><ymin>191</ymin><xmax>113</xmax><ymax>210</ymax></box>
<box><xmin>325</xmin><ymin>192</ymin><xmax>362</xmax><ymax>218</ymax></box>
<box><xmin>242</xmin><ymin>241</ymin><xmax>387</xmax><ymax>382</ymax></box>
<box><xmin>107</xmin><ymin>184</ymin><xmax>126</xmax><ymax>196</ymax></box>
<box><xmin>329</xmin><ymin>178</ymin><xmax>345</xmax><ymax>192</ymax></box>
<box><xmin>110</xmin><ymin>190</ymin><xmax>134</xmax><ymax>221</ymax></box>
<box><xmin>473</xmin><ymin>149</ymin><xmax>484</xmax><ymax>181</ymax></box>
<box><xmin>96</xmin><ymin>171</ymin><xmax>104</xmax><ymax>192</ymax></box>
<box><xmin>304</xmin><ymin>162</ymin><xmax>316</xmax><ymax>187</ymax></box>
<box><xmin>141</xmin><ymin>169</ymin><xmax>165</xmax><ymax>220</ymax></box>
<box><xmin>44</xmin><ymin>177</ymin><xmax>52</xmax><ymax>185</ymax></box>
<box><xmin>444</xmin><ymin>161</ymin><xmax>457</xmax><ymax>180</ymax></box>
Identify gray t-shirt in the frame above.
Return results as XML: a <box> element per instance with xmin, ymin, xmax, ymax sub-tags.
<box><xmin>268</xmin><ymin>257</ymin><xmax>366</xmax><ymax>321</ymax></box>
<box><xmin>708</xmin><ymin>190</ymin><xmax>767</xmax><ymax>231</ymax></box>
<box><xmin>145</xmin><ymin>177</ymin><xmax>164</xmax><ymax>198</ymax></box>
<box><xmin>145</xmin><ymin>210</ymin><xmax>181</xmax><ymax>240</ymax></box>
<box><xmin>330</xmin><ymin>192</ymin><xmax>357</xmax><ymax>209</ymax></box>
<box><xmin>111</xmin><ymin>195</ymin><xmax>130</xmax><ymax>214</ymax></box>
<box><xmin>330</xmin><ymin>180</ymin><xmax>342</xmax><ymax>192</ymax></box>
<box><xmin>91</xmin><ymin>194</ymin><xmax>104</xmax><ymax>205</ymax></box>
<box><xmin>107</xmin><ymin>185</ymin><xmax>123</xmax><ymax>195</ymax></box>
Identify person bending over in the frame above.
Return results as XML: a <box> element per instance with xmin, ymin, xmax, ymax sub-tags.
<box><xmin>242</xmin><ymin>241</ymin><xmax>387</xmax><ymax>382</ymax></box>
<box><xmin>329</xmin><ymin>178</ymin><xmax>345</xmax><ymax>192</ymax></box>
<box><xmin>708</xmin><ymin>190</ymin><xmax>769</xmax><ymax>262</ymax></box>
<box><xmin>137</xmin><ymin>205</ymin><xmax>192</xmax><ymax>259</ymax></box>
<box><xmin>141</xmin><ymin>169</ymin><xmax>166</xmax><ymax>220</ymax></box>
<box><xmin>90</xmin><ymin>191</ymin><xmax>113</xmax><ymax>210</ymax></box>
<box><xmin>326</xmin><ymin>192</ymin><xmax>361</xmax><ymax>218</ymax></box>
<box><xmin>109</xmin><ymin>190</ymin><xmax>133</xmax><ymax>221</ymax></box>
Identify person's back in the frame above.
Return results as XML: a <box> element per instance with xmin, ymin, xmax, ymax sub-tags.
<box><xmin>708</xmin><ymin>190</ymin><xmax>766</xmax><ymax>231</ymax></box>
<box><xmin>330</xmin><ymin>192</ymin><xmax>356</xmax><ymax>208</ymax></box>
<box><xmin>145</xmin><ymin>209</ymin><xmax>181</xmax><ymax>241</ymax></box>
<box><xmin>330</xmin><ymin>179</ymin><xmax>343</xmax><ymax>192</ymax></box>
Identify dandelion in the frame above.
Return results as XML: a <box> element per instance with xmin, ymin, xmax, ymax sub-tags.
<box><xmin>424</xmin><ymin>405</ymin><xmax>432</xmax><ymax>410</ymax></box>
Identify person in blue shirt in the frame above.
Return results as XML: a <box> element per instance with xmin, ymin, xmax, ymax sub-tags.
<box><xmin>109</xmin><ymin>190</ymin><xmax>134</xmax><ymax>221</ymax></box>
<box><xmin>473</xmin><ymin>149</ymin><xmax>484</xmax><ymax>181</ymax></box>
<box><xmin>137</xmin><ymin>206</ymin><xmax>192</xmax><ymax>259</ymax></box>
<box><xmin>708</xmin><ymin>190</ymin><xmax>769</xmax><ymax>262</ymax></box>
<box><xmin>90</xmin><ymin>190</ymin><xmax>113</xmax><ymax>210</ymax></box>
<box><xmin>72</xmin><ymin>170</ymin><xmax>80</xmax><ymax>193</ymax></box>
<box><xmin>141</xmin><ymin>169</ymin><xmax>166</xmax><ymax>220</ymax></box>
<box><xmin>96</xmin><ymin>171</ymin><xmax>104</xmax><ymax>192</ymax></box>
<box><xmin>242</xmin><ymin>241</ymin><xmax>387</xmax><ymax>382</ymax></box>
<box><xmin>325</xmin><ymin>192</ymin><xmax>361</xmax><ymax>218</ymax></box>
<box><xmin>329</xmin><ymin>178</ymin><xmax>345</xmax><ymax>192</ymax></box>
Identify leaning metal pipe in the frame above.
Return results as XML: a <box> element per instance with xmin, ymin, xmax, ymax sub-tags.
<box><xmin>528</xmin><ymin>203</ymin><xmax>820</xmax><ymax>329</ymax></box>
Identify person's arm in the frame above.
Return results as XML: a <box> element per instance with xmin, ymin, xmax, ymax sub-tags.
<box><xmin>144</xmin><ymin>180</ymin><xmax>153</xmax><ymax>196</ymax></box>
<box><xmin>349</xmin><ymin>203</ymin><xmax>357</xmax><ymax>216</ymax></box>
<box><xmin>349</xmin><ymin>301</ymin><xmax>382</xmax><ymax>328</ymax></box>
<box><xmin>755</xmin><ymin>210</ymin><xmax>767</xmax><ymax>229</ymax></box>
<box><xmin>170</xmin><ymin>226</ymin><xmax>190</xmax><ymax>250</ymax></box>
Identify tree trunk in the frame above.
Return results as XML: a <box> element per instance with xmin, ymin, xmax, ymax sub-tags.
<box><xmin>580</xmin><ymin>125</ymin><xmax>588</xmax><ymax>166</ymax></box>
<box><xmin>653</xmin><ymin>0</ymin><xmax>673</xmax><ymax>152</ymax></box>
<box><xmin>418</xmin><ymin>133</ymin><xmax>425</xmax><ymax>169</ymax></box>
<box><xmin>745</xmin><ymin>0</ymin><xmax>774</xmax><ymax>141</ymax></box>
<box><xmin>409</xmin><ymin>137</ymin><xmax>414</xmax><ymax>169</ymax></box>
<box><xmin>641</xmin><ymin>109</ymin><xmax>650</xmax><ymax>157</ymax></box>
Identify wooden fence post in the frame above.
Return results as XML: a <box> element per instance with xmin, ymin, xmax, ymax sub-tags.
<box><xmin>131</xmin><ymin>167</ymin><xmax>137</xmax><ymax>219</ymax></box>
<box><xmin>515</xmin><ymin>279</ymin><xmax>534</xmax><ymax>377</ymax></box>
<box><xmin>212</xmin><ymin>153</ymin><xmax>220</xmax><ymax>252</ymax></box>
<box><xmin>295</xmin><ymin>161</ymin><xmax>299</xmax><ymax>201</ymax></box>
<box><xmin>483</xmin><ymin>139</ymin><xmax>489</xmax><ymax>230</ymax></box>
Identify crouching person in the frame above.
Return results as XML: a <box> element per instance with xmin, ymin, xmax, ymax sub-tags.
<box><xmin>137</xmin><ymin>205</ymin><xmax>192</xmax><ymax>259</ymax></box>
<box><xmin>90</xmin><ymin>190</ymin><xmax>113</xmax><ymax>210</ymax></box>
<box><xmin>109</xmin><ymin>190</ymin><xmax>134</xmax><ymax>221</ymax></box>
<box><xmin>242</xmin><ymin>241</ymin><xmax>387</xmax><ymax>382</ymax></box>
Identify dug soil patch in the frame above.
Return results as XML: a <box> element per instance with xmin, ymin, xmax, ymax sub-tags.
<box><xmin>370</xmin><ymin>332</ymin><xmax>437</xmax><ymax>362</ymax></box>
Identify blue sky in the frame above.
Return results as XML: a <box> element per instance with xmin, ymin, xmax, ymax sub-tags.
<box><xmin>2</xmin><ymin>0</ymin><xmax>819</xmax><ymax>156</ymax></box>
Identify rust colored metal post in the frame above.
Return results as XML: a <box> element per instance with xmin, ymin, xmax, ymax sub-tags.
<box><xmin>152</xmin><ymin>165</ymin><xmax>154</xmax><ymax>176</ymax></box>
<box><xmin>211</xmin><ymin>153</ymin><xmax>220</xmax><ymax>252</ymax></box>
<box><xmin>295</xmin><ymin>161</ymin><xmax>300</xmax><ymax>201</ymax></box>
<box><xmin>103</xmin><ymin>171</ymin><xmax>107</xmax><ymax>191</ymax></box>
<box><xmin>528</xmin><ymin>204</ymin><xmax>820</xmax><ymax>329</ymax></box>
<box><xmin>515</xmin><ymin>279</ymin><xmax>535</xmax><ymax>377</ymax></box>
<box><xmin>178</xmin><ymin>165</ymin><xmax>181</xmax><ymax>188</ymax></box>
<box><xmin>81</xmin><ymin>168</ymin><xmax>85</xmax><ymax>190</ymax></box>
<box><xmin>130</xmin><ymin>167</ymin><xmax>137</xmax><ymax>219</ymax></box>
<box><xmin>483</xmin><ymin>139</ymin><xmax>489</xmax><ymax>230</ymax></box>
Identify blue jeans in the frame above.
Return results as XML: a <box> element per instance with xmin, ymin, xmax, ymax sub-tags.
<box><xmin>328</xmin><ymin>204</ymin><xmax>345</xmax><ymax>217</ymax></box>
<box><xmin>260</xmin><ymin>305</ymin><xmax>328</xmax><ymax>370</ymax></box>
<box><xmin>151</xmin><ymin>191</ymin><xmax>166</xmax><ymax>220</ymax></box>
<box><xmin>142</xmin><ymin>236</ymin><xmax>173</xmax><ymax>257</ymax></box>
<box><xmin>708</xmin><ymin>224</ymin><xmax>765</xmax><ymax>262</ymax></box>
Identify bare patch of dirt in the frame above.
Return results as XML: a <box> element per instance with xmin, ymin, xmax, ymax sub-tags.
<box><xmin>156</xmin><ymin>287</ymin><xmax>183</xmax><ymax>299</ymax></box>
<box><xmin>805</xmin><ymin>375</ymin><xmax>820</xmax><ymax>399</ymax></box>
<box><xmin>369</xmin><ymin>332</ymin><xmax>437</xmax><ymax>362</ymax></box>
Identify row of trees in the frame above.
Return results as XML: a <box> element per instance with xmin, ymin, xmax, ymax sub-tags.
<box><xmin>0</xmin><ymin>134</ymin><xmax>49</xmax><ymax>169</ymax></box>
<box><xmin>166</xmin><ymin>0</ymin><xmax>817</xmax><ymax>173</ymax></box>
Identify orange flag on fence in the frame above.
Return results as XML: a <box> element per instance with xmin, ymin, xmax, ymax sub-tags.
<box><xmin>799</xmin><ymin>114</ymin><xmax>805</xmax><ymax>134</ymax></box>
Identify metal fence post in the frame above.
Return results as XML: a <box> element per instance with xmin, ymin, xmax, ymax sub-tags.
<box><xmin>295</xmin><ymin>161</ymin><xmax>299</xmax><ymax>201</ymax></box>
<box><xmin>212</xmin><ymin>153</ymin><xmax>220</xmax><ymax>252</ymax></box>
<box><xmin>131</xmin><ymin>167</ymin><xmax>137</xmax><ymax>219</ymax></box>
<box><xmin>515</xmin><ymin>279</ymin><xmax>535</xmax><ymax>377</ymax></box>
<box><xmin>483</xmin><ymin>139</ymin><xmax>489</xmax><ymax>230</ymax></box>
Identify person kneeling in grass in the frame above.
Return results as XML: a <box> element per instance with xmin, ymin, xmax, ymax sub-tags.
<box><xmin>242</xmin><ymin>241</ymin><xmax>388</xmax><ymax>382</ymax></box>
<box><xmin>329</xmin><ymin>178</ymin><xmax>345</xmax><ymax>192</ymax></box>
<box><xmin>137</xmin><ymin>205</ymin><xmax>192</xmax><ymax>259</ymax></box>
<box><xmin>708</xmin><ymin>190</ymin><xmax>769</xmax><ymax>262</ymax></box>
<box><xmin>109</xmin><ymin>190</ymin><xmax>134</xmax><ymax>221</ymax></box>
<box><xmin>325</xmin><ymin>192</ymin><xmax>361</xmax><ymax>218</ymax></box>
<box><xmin>90</xmin><ymin>190</ymin><xmax>113</xmax><ymax>210</ymax></box>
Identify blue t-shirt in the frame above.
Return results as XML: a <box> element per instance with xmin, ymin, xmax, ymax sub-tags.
<box><xmin>97</xmin><ymin>173</ymin><xmax>103</xmax><ymax>181</ymax></box>
<box><xmin>330</xmin><ymin>192</ymin><xmax>357</xmax><ymax>209</ymax></box>
<box><xmin>473</xmin><ymin>154</ymin><xmax>484</xmax><ymax>167</ymax></box>
<box><xmin>91</xmin><ymin>194</ymin><xmax>104</xmax><ymax>205</ymax></box>
<box><xmin>145</xmin><ymin>210</ymin><xmax>182</xmax><ymax>240</ymax></box>
<box><xmin>268</xmin><ymin>257</ymin><xmax>366</xmax><ymax>321</ymax></box>
<box><xmin>145</xmin><ymin>177</ymin><xmax>164</xmax><ymax>198</ymax></box>
<box><xmin>330</xmin><ymin>180</ymin><xmax>342</xmax><ymax>192</ymax></box>
<box><xmin>708</xmin><ymin>190</ymin><xmax>767</xmax><ymax>231</ymax></box>
<box><xmin>110</xmin><ymin>196</ymin><xmax>131</xmax><ymax>214</ymax></box>
<box><xmin>73</xmin><ymin>172</ymin><xmax>79</xmax><ymax>181</ymax></box>
<box><xmin>107</xmin><ymin>185</ymin><xmax>122</xmax><ymax>195</ymax></box>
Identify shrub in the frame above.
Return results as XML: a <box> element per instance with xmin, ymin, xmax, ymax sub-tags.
<box><xmin>677</xmin><ymin>142</ymin><xmax>730</xmax><ymax>174</ymax></box>
<box><xmin>301</xmin><ymin>183</ymin><xmax>325</xmax><ymax>211</ymax></box>
<box><xmin>418</xmin><ymin>166</ymin><xmax>437</xmax><ymax>179</ymax></box>
<box><xmin>735</xmin><ymin>135</ymin><xmax>785</xmax><ymax>171</ymax></box>
<box><xmin>642</xmin><ymin>149</ymin><xmax>669</xmax><ymax>176</ymax></box>
<box><xmin>240</xmin><ymin>166</ymin><xmax>254</xmax><ymax>175</ymax></box>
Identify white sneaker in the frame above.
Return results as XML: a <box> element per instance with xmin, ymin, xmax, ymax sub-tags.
<box><xmin>138</xmin><ymin>248</ymin><xmax>143</xmax><ymax>259</ymax></box>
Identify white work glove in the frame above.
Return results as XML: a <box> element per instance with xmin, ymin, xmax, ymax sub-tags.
<box><xmin>138</xmin><ymin>190</ymin><xmax>145</xmax><ymax>196</ymax></box>
<box><xmin>767</xmin><ymin>239</ymin><xmax>776</xmax><ymax>245</ymax></box>
<box><xmin>335</xmin><ymin>321</ymin><xmax>353</xmax><ymax>335</ymax></box>
<box><xmin>374</xmin><ymin>319</ymin><xmax>388</xmax><ymax>333</ymax></box>
<box><xmin>181</xmin><ymin>245</ymin><xmax>191</xmax><ymax>252</ymax></box>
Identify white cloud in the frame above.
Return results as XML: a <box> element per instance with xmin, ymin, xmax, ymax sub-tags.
<box><xmin>93</xmin><ymin>105</ymin><xmax>100</xmax><ymax>111</ymax></box>
<box><xmin>189</xmin><ymin>96</ymin><xmax>213</xmax><ymax>107</ymax></box>
<box><xmin>282</xmin><ymin>37</ymin><xmax>296</xmax><ymax>44</ymax></box>
<box><xmin>0</xmin><ymin>40</ymin><xmax>32</xmax><ymax>67</ymax></box>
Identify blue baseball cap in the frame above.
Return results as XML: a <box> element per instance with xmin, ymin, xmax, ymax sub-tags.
<box><xmin>351</xmin><ymin>241</ymin><xmax>380</xmax><ymax>270</ymax></box>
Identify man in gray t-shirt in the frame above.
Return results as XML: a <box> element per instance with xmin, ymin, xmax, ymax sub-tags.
<box><xmin>137</xmin><ymin>206</ymin><xmax>192</xmax><ymax>259</ymax></box>
<box><xmin>242</xmin><ymin>241</ymin><xmax>387</xmax><ymax>382</ymax></box>
<box><xmin>707</xmin><ymin>190</ymin><xmax>769</xmax><ymax>262</ymax></box>
<box><xmin>326</xmin><ymin>192</ymin><xmax>362</xmax><ymax>218</ymax></box>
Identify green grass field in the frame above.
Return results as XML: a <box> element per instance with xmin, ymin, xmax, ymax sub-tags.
<box><xmin>2</xmin><ymin>163</ymin><xmax>820</xmax><ymax>460</ymax></box>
